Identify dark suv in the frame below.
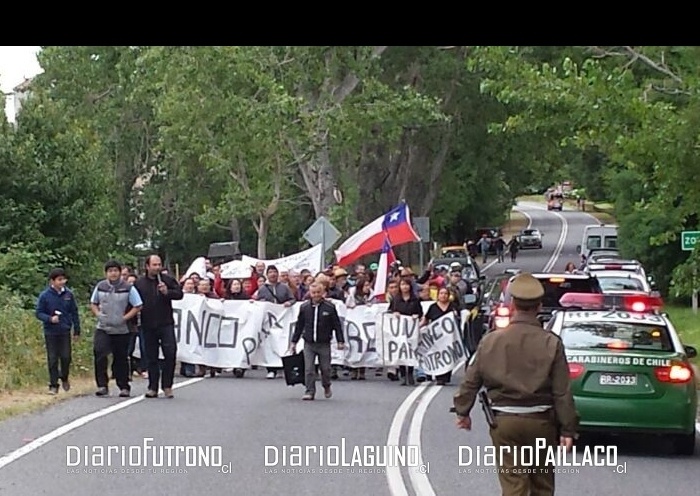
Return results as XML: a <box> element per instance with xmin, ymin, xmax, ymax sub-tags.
<box><xmin>488</xmin><ymin>273</ymin><xmax>603</xmax><ymax>331</ymax></box>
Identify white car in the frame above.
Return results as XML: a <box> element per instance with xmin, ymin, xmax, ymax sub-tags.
<box><xmin>592</xmin><ymin>270</ymin><xmax>652</xmax><ymax>295</ymax></box>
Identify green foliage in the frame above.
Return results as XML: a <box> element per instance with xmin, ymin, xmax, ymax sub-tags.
<box><xmin>0</xmin><ymin>289</ymin><xmax>95</xmax><ymax>391</ymax></box>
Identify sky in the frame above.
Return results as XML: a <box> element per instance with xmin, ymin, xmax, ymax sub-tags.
<box><xmin>1</xmin><ymin>46</ymin><xmax>43</xmax><ymax>122</ymax></box>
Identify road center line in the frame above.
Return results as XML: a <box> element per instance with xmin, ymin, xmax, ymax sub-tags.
<box><xmin>0</xmin><ymin>377</ymin><xmax>205</xmax><ymax>471</ymax></box>
<box><xmin>407</xmin><ymin>384</ymin><xmax>442</xmax><ymax>496</ymax></box>
<box><xmin>386</xmin><ymin>383</ymin><xmax>430</xmax><ymax>496</ymax></box>
<box><xmin>542</xmin><ymin>210</ymin><xmax>568</xmax><ymax>272</ymax></box>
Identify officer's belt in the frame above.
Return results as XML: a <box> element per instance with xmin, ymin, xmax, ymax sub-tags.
<box><xmin>493</xmin><ymin>410</ymin><xmax>554</xmax><ymax>420</ymax></box>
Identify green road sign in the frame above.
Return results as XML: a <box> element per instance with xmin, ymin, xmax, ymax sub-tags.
<box><xmin>681</xmin><ymin>231</ymin><xmax>700</xmax><ymax>251</ymax></box>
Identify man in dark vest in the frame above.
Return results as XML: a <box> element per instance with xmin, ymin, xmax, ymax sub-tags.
<box><xmin>134</xmin><ymin>255</ymin><xmax>184</xmax><ymax>398</ymax></box>
<box><xmin>90</xmin><ymin>260</ymin><xmax>143</xmax><ymax>397</ymax></box>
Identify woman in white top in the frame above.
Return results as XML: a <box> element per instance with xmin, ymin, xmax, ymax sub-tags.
<box><xmin>344</xmin><ymin>275</ymin><xmax>376</xmax><ymax>380</ymax></box>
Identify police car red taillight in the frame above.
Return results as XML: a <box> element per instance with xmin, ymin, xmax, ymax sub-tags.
<box><xmin>622</xmin><ymin>294</ymin><xmax>663</xmax><ymax>312</ymax></box>
<box><xmin>654</xmin><ymin>364</ymin><xmax>693</xmax><ymax>384</ymax></box>
<box><xmin>568</xmin><ymin>363</ymin><xmax>585</xmax><ymax>379</ymax></box>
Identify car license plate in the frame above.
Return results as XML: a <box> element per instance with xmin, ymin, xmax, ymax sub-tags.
<box><xmin>599</xmin><ymin>373</ymin><xmax>637</xmax><ymax>386</ymax></box>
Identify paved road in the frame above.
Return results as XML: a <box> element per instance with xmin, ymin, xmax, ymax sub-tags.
<box><xmin>0</xmin><ymin>203</ymin><xmax>697</xmax><ymax>496</ymax></box>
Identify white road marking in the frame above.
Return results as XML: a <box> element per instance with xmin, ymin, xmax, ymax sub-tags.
<box><xmin>542</xmin><ymin>210</ymin><xmax>568</xmax><ymax>272</ymax></box>
<box><xmin>394</xmin><ymin>204</ymin><xmax>573</xmax><ymax>495</ymax></box>
<box><xmin>0</xmin><ymin>377</ymin><xmax>205</xmax><ymax>471</ymax></box>
<box><xmin>407</xmin><ymin>384</ymin><xmax>441</xmax><ymax>496</ymax></box>
<box><xmin>481</xmin><ymin>207</ymin><xmax>533</xmax><ymax>273</ymax></box>
<box><xmin>386</xmin><ymin>383</ymin><xmax>430</xmax><ymax>496</ymax></box>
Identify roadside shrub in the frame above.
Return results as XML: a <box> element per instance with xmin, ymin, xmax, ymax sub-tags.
<box><xmin>0</xmin><ymin>289</ymin><xmax>95</xmax><ymax>391</ymax></box>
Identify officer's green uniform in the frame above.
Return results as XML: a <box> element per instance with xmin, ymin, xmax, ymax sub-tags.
<box><xmin>454</xmin><ymin>273</ymin><xmax>578</xmax><ymax>496</ymax></box>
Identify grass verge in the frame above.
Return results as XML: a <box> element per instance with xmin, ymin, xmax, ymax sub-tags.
<box><xmin>0</xmin><ymin>290</ymin><xmax>97</xmax><ymax>420</ymax></box>
<box><xmin>503</xmin><ymin>210</ymin><xmax>529</xmax><ymax>239</ymax></box>
<box><xmin>0</xmin><ymin>377</ymin><xmax>96</xmax><ymax>422</ymax></box>
<box><xmin>664</xmin><ymin>305</ymin><xmax>700</xmax><ymax>387</ymax></box>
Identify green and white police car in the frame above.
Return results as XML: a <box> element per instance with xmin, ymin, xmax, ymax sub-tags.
<box><xmin>546</xmin><ymin>293</ymin><xmax>698</xmax><ymax>455</ymax></box>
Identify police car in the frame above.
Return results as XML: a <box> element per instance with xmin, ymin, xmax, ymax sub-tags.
<box><xmin>546</xmin><ymin>292</ymin><xmax>698</xmax><ymax>455</ymax></box>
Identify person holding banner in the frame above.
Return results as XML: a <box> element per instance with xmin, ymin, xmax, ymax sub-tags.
<box><xmin>388</xmin><ymin>277</ymin><xmax>424</xmax><ymax>386</ymax></box>
<box><xmin>288</xmin><ymin>283</ymin><xmax>345</xmax><ymax>400</ymax></box>
<box><xmin>344</xmin><ymin>275</ymin><xmax>376</xmax><ymax>380</ymax></box>
<box><xmin>421</xmin><ymin>287</ymin><xmax>460</xmax><ymax>385</ymax></box>
<box><xmin>255</xmin><ymin>265</ymin><xmax>296</xmax><ymax>379</ymax></box>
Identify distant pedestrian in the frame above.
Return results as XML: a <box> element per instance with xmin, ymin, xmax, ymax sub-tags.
<box><xmin>507</xmin><ymin>236</ymin><xmax>520</xmax><ymax>262</ymax></box>
<box><xmin>35</xmin><ymin>268</ymin><xmax>81</xmax><ymax>395</ymax></box>
<box><xmin>134</xmin><ymin>255</ymin><xmax>184</xmax><ymax>399</ymax></box>
<box><xmin>476</xmin><ymin>234</ymin><xmax>491</xmax><ymax>264</ymax></box>
<box><xmin>288</xmin><ymin>282</ymin><xmax>345</xmax><ymax>400</ymax></box>
<box><xmin>494</xmin><ymin>237</ymin><xmax>506</xmax><ymax>263</ymax></box>
<box><xmin>90</xmin><ymin>260</ymin><xmax>143</xmax><ymax>397</ymax></box>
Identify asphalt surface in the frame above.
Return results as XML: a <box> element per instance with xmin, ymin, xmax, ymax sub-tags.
<box><xmin>0</xmin><ymin>202</ymin><xmax>697</xmax><ymax>496</ymax></box>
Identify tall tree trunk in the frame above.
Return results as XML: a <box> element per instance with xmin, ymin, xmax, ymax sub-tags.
<box><xmin>254</xmin><ymin>214</ymin><xmax>269</xmax><ymax>259</ymax></box>
<box><xmin>295</xmin><ymin>46</ymin><xmax>389</xmax><ymax>219</ymax></box>
<box><xmin>229</xmin><ymin>217</ymin><xmax>240</xmax><ymax>242</ymax></box>
<box><xmin>298</xmin><ymin>143</ymin><xmax>337</xmax><ymax>218</ymax></box>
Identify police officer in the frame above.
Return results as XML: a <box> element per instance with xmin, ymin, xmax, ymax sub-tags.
<box><xmin>453</xmin><ymin>273</ymin><xmax>578</xmax><ymax>496</ymax></box>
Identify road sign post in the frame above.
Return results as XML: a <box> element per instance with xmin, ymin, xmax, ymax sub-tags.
<box><xmin>413</xmin><ymin>217</ymin><xmax>431</xmax><ymax>270</ymax></box>
<box><xmin>693</xmin><ymin>268</ymin><xmax>698</xmax><ymax>315</ymax></box>
<box><xmin>681</xmin><ymin>231</ymin><xmax>699</xmax><ymax>314</ymax></box>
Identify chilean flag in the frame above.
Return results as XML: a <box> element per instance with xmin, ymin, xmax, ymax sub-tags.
<box><xmin>335</xmin><ymin>202</ymin><xmax>420</xmax><ymax>267</ymax></box>
<box><xmin>373</xmin><ymin>237</ymin><xmax>397</xmax><ymax>298</ymax></box>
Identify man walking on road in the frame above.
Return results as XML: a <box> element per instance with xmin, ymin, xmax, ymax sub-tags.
<box><xmin>453</xmin><ymin>273</ymin><xmax>579</xmax><ymax>496</ymax></box>
<box><xmin>507</xmin><ymin>235</ymin><xmax>520</xmax><ymax>262</ymax></box>
<box><xmin>134</xmin><ymin>255</ymin><xmax>184</xmax><ymax>398</ymax></box>
<box><xmin>35</xmin><ymin>268</ymin><xmax>81</xmax><ymax>395</ymax></box>
<box><xmin>90</xmin><ymin>260</ymin><xmax>143</xmax><ymax>397</ymax></box>
<box><xmin>288</xmin><ymin>283</ymin><xmax>345</xmax><ymax>401</ymax></box>
<box><xmin>476</xmin><ymin>234</ymin><xmax>491</xmax><ymax>264</ymax></box>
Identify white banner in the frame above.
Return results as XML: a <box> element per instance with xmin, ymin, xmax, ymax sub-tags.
<box><xmin>415</xmin><ymin>312</ymin><xmax>467</xmax><ymax>375</ymax></box>
<box><xmin>181</xmin><ymin>257</ymin><xmax>206</xmax><ymax>280</ymax></box>
<box><xmin>135</xmin><ymin>295</ymin><xmax>469</xmax><ymax>371</ymax></box>
<box><xmin>241</xmin><ymin>244</ymin><xmax>323</xmax><ymax>274</ymax></box>
<box><xmin>378</xmin><ymin>314</ymin><xmax>422</xmax><ymax>367</ymax></box>
<box><xmin>219</xmin><ymin>259</ymin><xmax>253</xmax><ymax>279</ymax></box>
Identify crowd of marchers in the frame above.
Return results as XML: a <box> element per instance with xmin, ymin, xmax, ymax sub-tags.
<box><xmin>34</xmin><ymin>253</ymin><xmax>482</xmax><ymax>398</ymax></box>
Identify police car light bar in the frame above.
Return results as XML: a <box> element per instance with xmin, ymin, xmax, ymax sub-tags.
<box><xmin>558</xmin><ymin>293</ymin><xmax>606</xmax><ymax>309</ymax></box>
<box><xmin>558</xmin><ymin>293</ymin><xmax>663</xmax><ymax>312</ymax></box>
<box><xmin>587</xmin><ymin>263</ymin><xmax>641</xmax><ymax>271</ymax></box>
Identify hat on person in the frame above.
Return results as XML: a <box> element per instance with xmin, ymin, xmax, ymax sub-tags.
<box><xmin>369</xmin><ymin>262</ymin><xmax>379</xmax><ymax>271</ymax></box>
<box><xmin>449</xmin><ymin>262</ymin><xmax>462</xmax><ymax>271</ymax></box>
<box><xmin>334</xmin><ymin>268</ymin><xmax>348</xmax><ymax>277</ymax></box>
<box><xmin>266</xmin><ymin>265</ymin><xmax>278</xmax><ymax>274</ymax></box>
<box><xmin>509</xmin><ymin>273</ymin><xmax>545</xmax><ymax>302</ymax></box>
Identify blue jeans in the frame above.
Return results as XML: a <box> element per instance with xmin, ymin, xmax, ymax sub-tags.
<box><xmin>128</xmin><ymin>328</ymin><xmax>148</xmax><ymax>373</ymax></box>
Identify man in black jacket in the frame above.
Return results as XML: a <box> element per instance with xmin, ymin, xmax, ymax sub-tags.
<box><xmin>134</xmin><ymin>255</ymin><xmax>184</xmax><ymax>398</ymax></box>
<box><xmin>288</xmin><ymin>283</ymin><xmax>345</xmax><ymax>401</ymax></box>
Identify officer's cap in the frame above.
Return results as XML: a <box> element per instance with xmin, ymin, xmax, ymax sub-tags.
<box><xmin>509</xmin><ymin>273</ymin><xmax>544</xmax><ymax>301</ymax></box>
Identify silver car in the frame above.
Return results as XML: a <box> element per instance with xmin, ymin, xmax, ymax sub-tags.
<box><xmin>518</xmin><ymin>229</ymin><xmax>543</xmax><ymax>249</ymax></box>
